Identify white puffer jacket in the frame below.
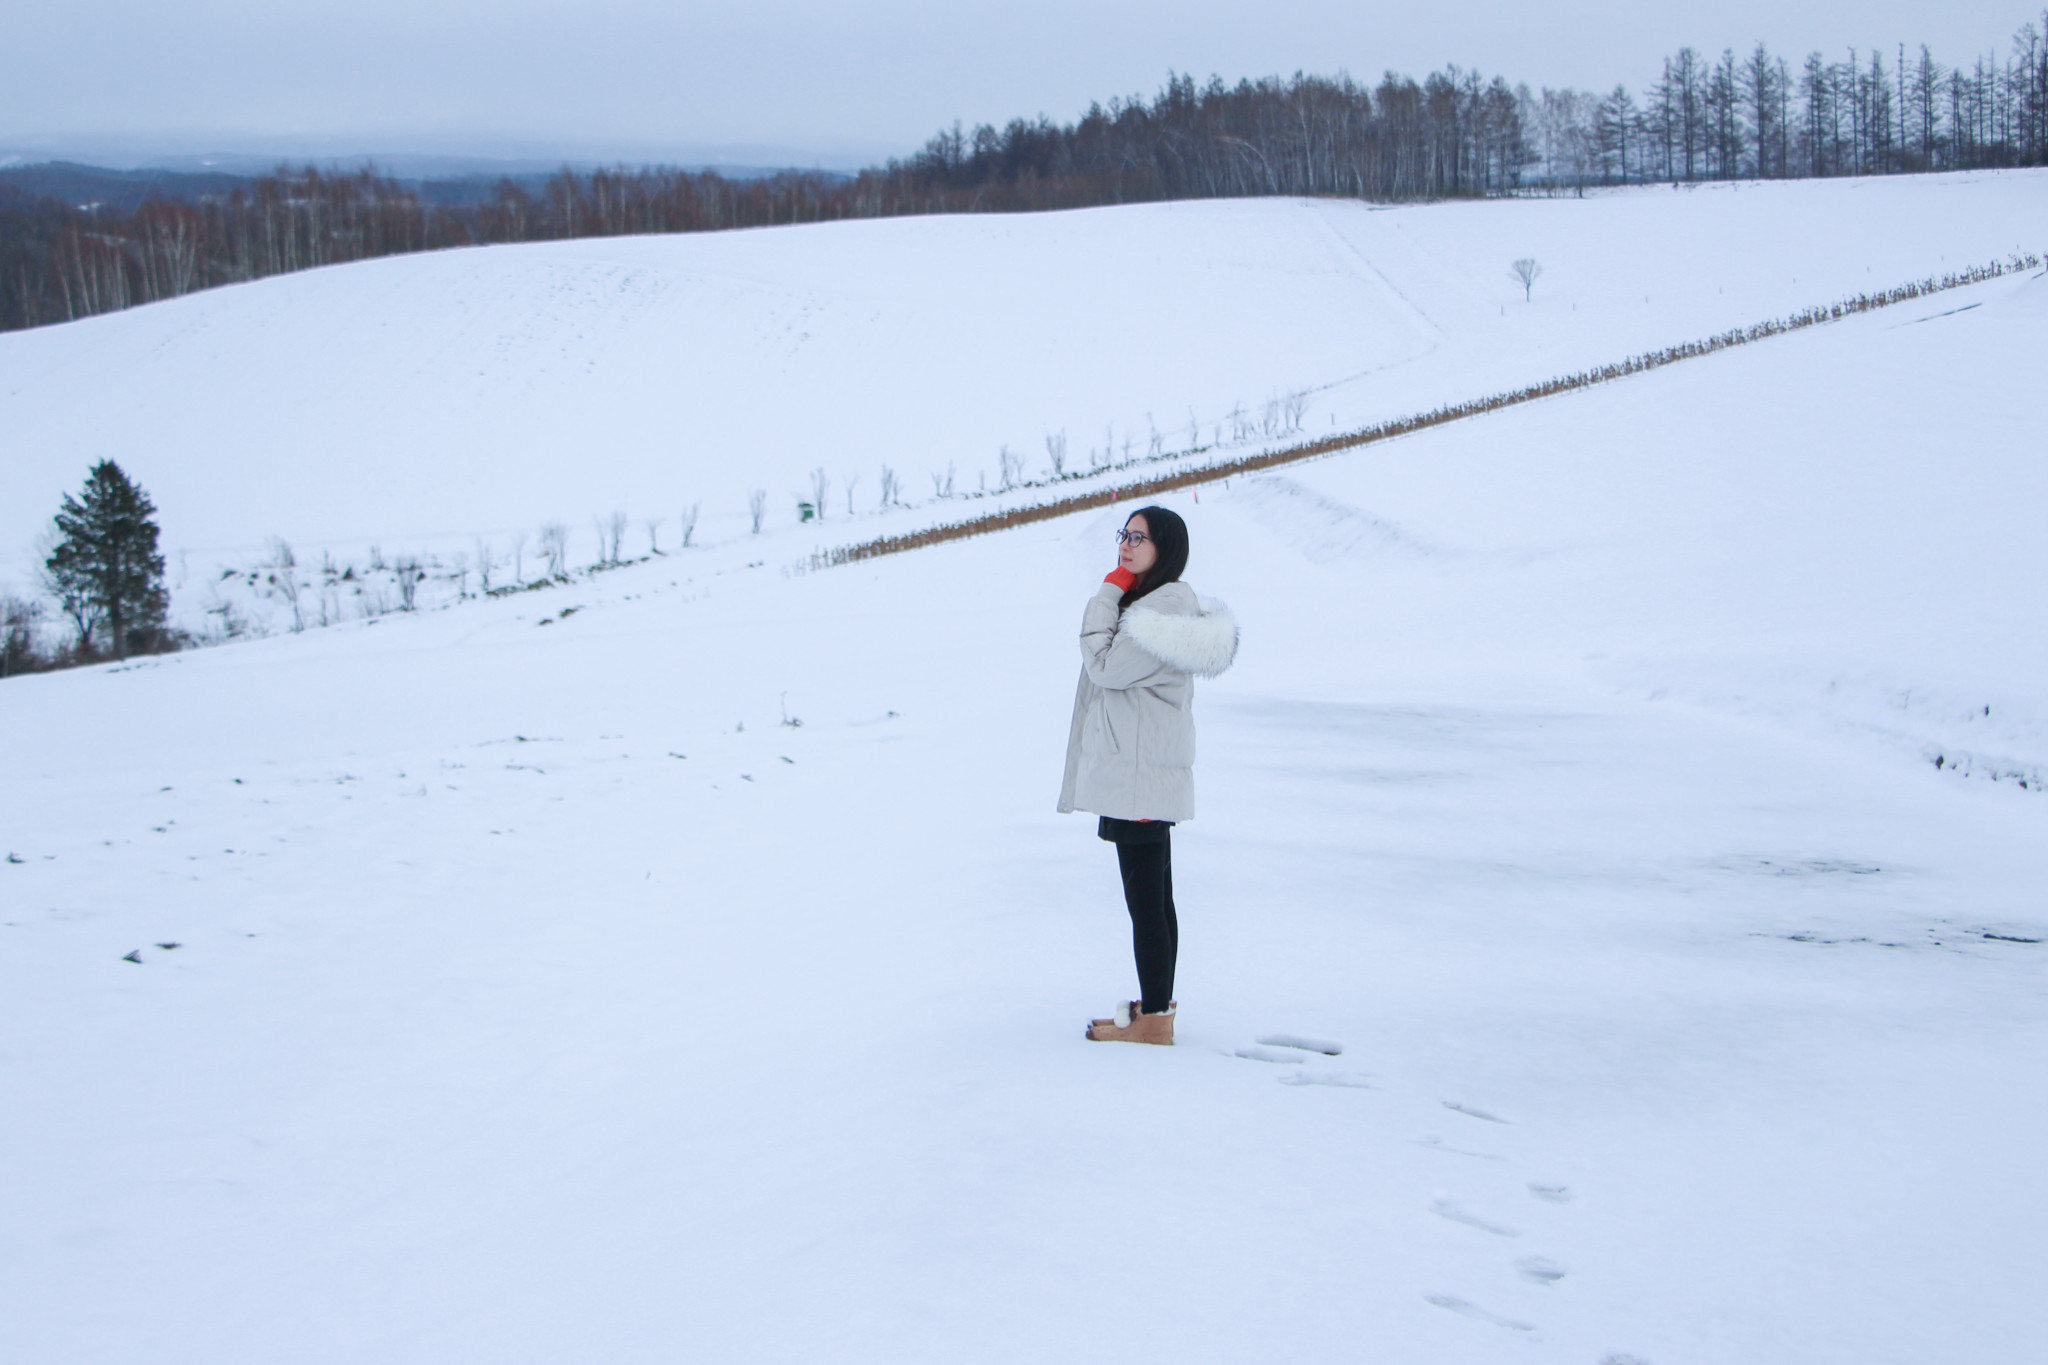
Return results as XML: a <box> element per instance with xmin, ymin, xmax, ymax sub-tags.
<box><xmin>1057</xmin><ymin>579</ymin><xmax>1239</xmax><ymax>822</ymax></box>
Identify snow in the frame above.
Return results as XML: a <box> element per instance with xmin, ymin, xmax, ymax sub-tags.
<box><xmin>4</xmin><ymin>172</ymin><xmax>2047</xmax><ymax>1363</ymax></box>
<box><xmin>2</xmin><ymin>168</ymin><xmax>2042</xmax><ymax>630</ymax></box>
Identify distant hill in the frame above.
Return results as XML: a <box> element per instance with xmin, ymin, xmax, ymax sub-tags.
<box><xmin>0</xmin><ymin>162</ymin><xmax>252</xmax><ymax>214</ymax></box>
<box><xmin>0</xmin><ymin>160</ymin><xmax>854</xmax><ymax>214</ymax></box>
<box><xmin>4</xmin><ymin>167</ymin><xmax>2043</xmax><ymax>613</ymax></box>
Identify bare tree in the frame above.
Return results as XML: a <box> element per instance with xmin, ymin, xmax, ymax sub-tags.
<box><xmin>1147</xmin><ymin>416</ymin><xmax>1163</xmax><ymax>458</ymax></box>
<box><xmin>1511</xmin><ymin>257</ymin><xmax>1543</xmax><ymax>300</ymax></box>
<box><xmin>592</xmin><ymin>510</ymin><xmax>627</xmax><ymax>565</ymax></box>
<box><xmin>809</xmin><ymin>468</ymin><xmax>830</xmax><ymax>520</ymax></box>
<box><xmin>538</xmin><ymin>522</ymin><xmax>568</xmax><ymax>577</ymax></box>
<box><xmin>33</xmin><ymin>531</ymin><xmax>99</xmax><ymax>653</ymax></box>
<box><xmin>450</xmin><ymin>549</ymin><xmax>470</xmax><ymax>598</ymax></box>
<box><xmin>393</xmin><ymin>555</ymin><xmax>425</xmax><ymax>611</ymax></box>
<box><xmin>999</xmin><ymin>445</ymin><xmax>1025</xmax><ymax>490</ymax></box>
<box><xmin>1045</xmin><ymin>430</ymin><xmax>1067</xmax><ymax>477</ymax></box>
<box><xmin>680</xmin><ymin>502</ymin><xmax>701</xmax><ymax>547</ymax></box>
<box><xmin>474</xmin><ymin>538</ymin><xmax>495</xmax><ymax>592</ymax></box>
<box><xmin>747</xmin><ymin>490</ymin><xmax>767</xmax><ymax>534</ymax></box>
<box><xmin>878</xmin><ymin>465</ymin><xmax>899</xmax><ymax>508</ymax></box>
<box><xmin>644</xmin><ymin>517</ymin><xmax>664</xmax><ymax>555</ymax></box>
<box><xmin>209</xmin><ymin>595</ymin><xmax>256</xmax><ymax>637</ymax></box>
<box><xmin>843</xmin><ymin>472</ymin><xmax>861</xmax><ymax>516</ymax></box>
<box><xmin>510</xmin><ymin>532</ymin><xmax>527</xmax><ymax>584</ymax></box>
<box><xmin>1</xmin><ymin>594</ymin><xmax>47</xmax><ymax>676</ymax></box>
<box><xmin>266</xmin><ymin>538</ymin><xmax>304</xmax><ymax>632</ymax></box>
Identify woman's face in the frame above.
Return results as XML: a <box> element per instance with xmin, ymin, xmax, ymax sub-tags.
<box><xmin>1119</xmin><ymin>514</ymin><xmax>1159</xmax><ymax>576</ymax></box>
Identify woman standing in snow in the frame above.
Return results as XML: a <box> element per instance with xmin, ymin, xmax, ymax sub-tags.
<box><xmin>1058</xmin><ymin>506</ymin><xmax>1238</xmax><ymax>1045</ymax></box>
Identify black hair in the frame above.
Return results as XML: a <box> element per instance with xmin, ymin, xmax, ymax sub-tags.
<box><xmin>1119</xmin><ymin>505</ymin><xmax>1189</xmax><ymax>610</ymax></box>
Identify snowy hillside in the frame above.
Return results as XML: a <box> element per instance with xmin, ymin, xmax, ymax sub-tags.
<box><xmin>4</xmin><ymin>177</ymin><xmax>2047</xmax><ymax>1364</ymax></box>
<box><xmin>2</xmin><ymin>169</ymin><xmax>2042</xmax><ymax>638</ymax></box>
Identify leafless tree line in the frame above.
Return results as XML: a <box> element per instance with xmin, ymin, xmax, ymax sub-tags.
<box><xmin>1526</xmin><ymin>20</ymin><xmax>2048</xmax><ymax>189</ymax></box>
<box><xmin>894</xmin><ymin>67</ymin><xmax>1530</xmax><ymax>209</ymax></box>
<box><xmin>799</xmin><ymin>251</ymin><xmax>2043</xmax><ymax>577</ymax></box>
<box><xmin>3</xmin><ymin>14</ymin><xmax>2043</xmax><ymax>332</ymax></box>
<box><xmin>2</xmin><ymin>167</ymin><xmax>449</xmax><ymax>327</ymax></box>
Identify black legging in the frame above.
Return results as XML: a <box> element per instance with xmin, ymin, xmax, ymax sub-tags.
<box><xmin>1116</xmin><ymin>836</ymin><xmax>1178</xmax><ymax>1014</ymax></box>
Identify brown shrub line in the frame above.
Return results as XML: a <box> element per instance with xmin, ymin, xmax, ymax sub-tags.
<box><xmin>801</xmin><ymin>251</ymin><xmax>2042</xmax><ymax>573</ymax></box>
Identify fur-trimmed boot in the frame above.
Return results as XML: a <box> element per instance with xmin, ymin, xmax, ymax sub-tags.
<box><xmin>1086</xmin><ymin>1000</ymin><xmax>1176</xmax><ymax>1045</ymax></box>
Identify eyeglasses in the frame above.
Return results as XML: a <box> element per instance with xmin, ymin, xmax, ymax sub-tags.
<box><xmin>1115</xmin><ymin>529</ymin><xmax>1151</xmax><ymax>547</ymax></box>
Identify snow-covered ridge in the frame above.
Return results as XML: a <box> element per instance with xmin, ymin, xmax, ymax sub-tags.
<box><xmin>3</xmin><ymin>170</ymin><xmax>2043</xmax><ymax>639</ymax></box>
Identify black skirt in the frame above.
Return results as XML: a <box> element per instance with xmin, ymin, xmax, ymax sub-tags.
<box><xmin>1097</xmin><ymin>816</ymin><xmax>1174</xmax><ymax>844</ymax></box>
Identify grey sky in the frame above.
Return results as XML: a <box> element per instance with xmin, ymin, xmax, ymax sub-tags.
<box><xmin>3</xmin><ymin>1</ymin><xmax>2039</xmax><ymax>167</ymax></box>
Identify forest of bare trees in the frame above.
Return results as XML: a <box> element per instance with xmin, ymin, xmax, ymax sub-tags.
<box><xmin>1523</xmin><ymin>28</ymin><xmax>2048</xmax><ymax>189</ymax></box>
<box><xmin>3</xmin><ymin>13</ymin><xmax>2044</xmax><ymax>333</ymax></box>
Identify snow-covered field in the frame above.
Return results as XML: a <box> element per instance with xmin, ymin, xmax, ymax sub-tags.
<box><xmin>4</xmin><ymin>173</ymin><xmax>2047</xmax><ymax>1363</ymax></box>
<box><xmin>1</xmin><ymin>169</ymin><xmax>2042</xmax><ymax>638</ymax></box>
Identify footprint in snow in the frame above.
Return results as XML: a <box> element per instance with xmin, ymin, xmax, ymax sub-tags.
<box><xmin>1256</xmin><ymin>1032</ymin><xmax>1343</xmax><ymax>1055</ymax></box>
<box><xmin>1516</xmin><ymin>1255</ymin><xmax>1567</xmax><ymax>1284</ymax></box>
<box><xmin>1423</xmin><ymin>1293</ymin><xmax>1534</xmax><ymax>1332</ymax></box>
<box><xmin>1416</xmin><ymin>1134</ymin><xmax>1504</xmax><ymax>1161</ymax></box>
<box><xmin>1429</xmin><ymin>1198</ymin><xmax>1520</xmax><ymax>1237</ymax></box>
<box><xmin>1526</xmin><ymin>1182</ymin><xmax>1572</xmax><ymax>1203</ymax></box>
<box><xmin>1442</xmin><ymin>1100</ymin><xmax>1510</xmax><ymax>1123</ymax></box>
<box><xmin>1277</xmin><ymin>1071</ymin><xmax>1376</xmax><ymax>1088</ymax></box>
<box><xmin>1236</xmin><ymin>1032</ymin><xmax>1345</xmax><ymax>1066</ymax></box>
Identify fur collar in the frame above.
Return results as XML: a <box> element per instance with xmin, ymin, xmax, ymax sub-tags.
<box><xmin>1123</xmin><ymin>594</ymin><xmax>1239</xmax><ymax>677</ymax></box>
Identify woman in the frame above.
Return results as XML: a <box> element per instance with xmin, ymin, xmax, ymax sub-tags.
<box><xmin>1058</xmin><ymin>506</ymin><xmax>1238</xmax><ymax>1045</ymax></box>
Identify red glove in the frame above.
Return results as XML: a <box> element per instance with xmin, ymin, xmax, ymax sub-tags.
<box><xmin>1104</xmin><ymin>566</ymin><xmax>1138</xmax><ymax>591</ymax></box>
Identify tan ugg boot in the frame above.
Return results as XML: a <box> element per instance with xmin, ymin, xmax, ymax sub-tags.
<box><xmin>1086</xmin><ymin>1000</ymin><xmax>1176</xmax><ymax>1045</ymax></box>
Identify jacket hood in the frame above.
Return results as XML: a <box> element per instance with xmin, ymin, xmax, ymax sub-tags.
<box><xmin>1122</xmin><ymin>595</ymin><xmax>1239</xmax><ymax>678</ymax></box>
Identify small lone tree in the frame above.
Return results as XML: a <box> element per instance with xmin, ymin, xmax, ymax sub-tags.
<box><xmin>393</xmin><ymin>555</ymin><xmax>424</xmax><ymax>610</ymax></box>
<box><xmin>1</xmin><ymin>594</ymin><xmax>45</xmax><ymax>676</ymax></box>
<box><xmin>267</xmin><ymin>538</ymin><xmax>303</xmax><ymax>632</ymax></box>
<box><xmin>44</xmin><ymin>460</ymin><xmax>168</xmax><ymax>659</ymax></box>
<box><xmin>537</xmin><ymin>521</ymin><xmax>569</xmax><ymax>577</ymax></box>
<box><xmin>1510</xmin><ymin>257</ymin><xmax>1543</xmax><ymax>301</ymax></box>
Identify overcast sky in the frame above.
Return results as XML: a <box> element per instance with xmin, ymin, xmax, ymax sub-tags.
<box><xmin>3</xmin><ymin>1</ymin><xmax>2038</xmax><ymax>167</ymax></box>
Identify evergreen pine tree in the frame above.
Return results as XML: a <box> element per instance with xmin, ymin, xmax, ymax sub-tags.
<box><xmin>44</xmin><ymin>460</ymin><xmax>168</xmax><ymax>659</ymax></box>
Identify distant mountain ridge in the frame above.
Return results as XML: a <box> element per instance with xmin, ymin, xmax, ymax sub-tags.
<box><xmin>0</xmin><ymin>159</ymin><xmax>850</xmax><ymax>214</ymax></box>
<box><xmin>0</xmin><ymin>163</ymin><xmax>254</xmax><ymax>215</ymax></box>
